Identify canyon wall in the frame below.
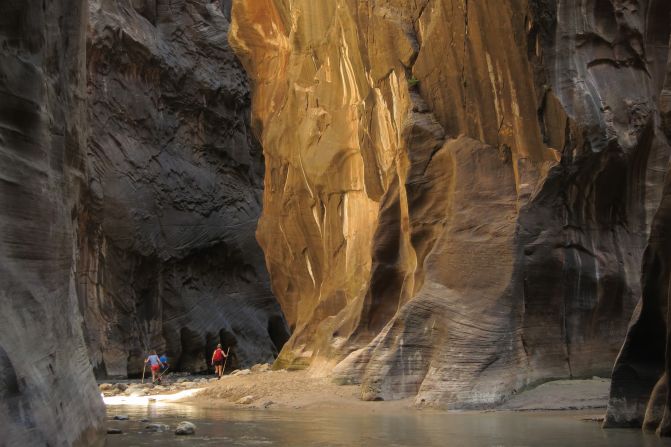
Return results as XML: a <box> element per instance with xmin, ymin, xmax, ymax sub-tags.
<box><xmin>0</xmin><ymin>0</ymin><xmax>105</xmax><ymax>445</ymax></box>
<box><xmin>231</xmin><ymin>0</ymin><xmax>671</xmax><ymax>407</ymax></box>
<box><xmin>80</xmin><ymin>0</ymin><xmax>289</xmax><ymax>378</ymax></box>
<box><xmin>605</xmin><ymin>45</ymin><xmax>671</xmax><ymax>433</ymax></box>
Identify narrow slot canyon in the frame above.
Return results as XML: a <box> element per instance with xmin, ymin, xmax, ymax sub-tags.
<box><xmin>1</xmin><ymin>0</ymin><xmax>671</xmax><ymax>445</ymax></box>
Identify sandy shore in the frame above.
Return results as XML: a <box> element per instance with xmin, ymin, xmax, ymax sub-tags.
<box><xmin>99</xmin><ymin>365</ymin><xmax>610</xmax><ymax>418</ymax></box>
<box><xmin>498</xmin><ymin>378</ymin><xmax>610</xmax><ymax>411</ymax></box>
<box><xmin>171</xmin><ymin>368</ymin><xmax>610</xmax><ymax>414</ymax></box>
<box><xmin>184</xmin><ymin>369</ymin><xmax>413</xmax><ymax>411</ymax></box>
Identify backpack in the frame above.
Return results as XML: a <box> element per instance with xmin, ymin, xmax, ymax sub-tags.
<box><xmin>213</xmin><ymin>349</ymin><xmax>224</xmax><ymax>361</ymax></box>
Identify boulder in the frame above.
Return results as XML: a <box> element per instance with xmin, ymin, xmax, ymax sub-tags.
<box><xmin>251</xmin><ymin>364</ymin><xmax>271</xmax><ymax>373</ymax></box>
<box><xmin>174</xmin><ymin>422</ymin><xmax>196</xmax><ymax>436</ymax></box>
<box><xmin>236</xmin><ymin>395</ymin><xmax>255</xmax><ymax>405</ymax></box>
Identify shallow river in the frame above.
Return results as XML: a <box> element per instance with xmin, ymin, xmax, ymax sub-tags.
<box><xmin>106</xmin><ymin>403</ymin><xmax>671</xmax><ymax>447</ymax></box>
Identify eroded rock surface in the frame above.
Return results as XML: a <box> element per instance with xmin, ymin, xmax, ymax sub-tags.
<box><xmin>79</xmin><ymin>0</ymin><xmax>289</xmax><ymax>377</ymax></box>
<box><xmin>231</xmin><ymin>0</ymin><xmax>671</xmax><ymax>407</ymax></box>
<box><xmin>0</xmin><ymin>0</ymin><xmax>105</xmax><ymax>445</ymax></box>
<box><xmin>605</xmin><ymin>49</ymin><xmax>671</xmax><ymax>432</ymax></box>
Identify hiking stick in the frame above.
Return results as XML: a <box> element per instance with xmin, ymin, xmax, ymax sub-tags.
<box><xmin>141</xmin><ymin>361</ymin><xmax>146</xmax><ymax>384</ymax></box>
<box><xmin>156</xmin><ymin>366</ymin><xmax>170</xmax><ymax>383</ymax></box>
<box><xmin>221</xmin><ymin>347</ymin><xmax>231</xmax><ymax>376</ymax></box>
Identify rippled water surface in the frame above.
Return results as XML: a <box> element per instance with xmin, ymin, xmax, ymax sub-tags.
<box><xmin>105</xmin><ymin>403</ymin><xmax>671</xmax><ymax>447</ymax></box>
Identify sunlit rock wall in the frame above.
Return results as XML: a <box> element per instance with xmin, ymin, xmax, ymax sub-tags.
<box><xmin>79</xmin><ymin>0</ymin><xmax>289</xmax><ymax>378</ymax></box>
<box><xmin>231</xmin><ymin>0</ymin><xmax>671</xmax><ymax>407</ymax></box>
<box><xmin>0</xmin><ymin>0</ymin><xmax>105</xmax><ymax>445</ymax></box>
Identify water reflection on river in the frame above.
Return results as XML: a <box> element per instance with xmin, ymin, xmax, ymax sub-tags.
<box><xmin>105</xmin><ymin>403</ymin><xmax>671</xmax><ymax>447</ymax></box>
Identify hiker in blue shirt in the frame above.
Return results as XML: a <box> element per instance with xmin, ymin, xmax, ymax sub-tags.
<box><xmin>159</xmin><ymin>354</ymin><xmax>169</xmax><ymax>374</ymax></box>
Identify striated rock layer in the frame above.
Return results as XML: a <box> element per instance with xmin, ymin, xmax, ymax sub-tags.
<box><xmin>231</xmin><ymin>0</ymin><xmax>671</xmax><ymax>407</ymax></box>
<box><xmin>605</xmin><ymin>38</ymin><xmax>671</xmax><ymax>434</ymax></box>
<box><xmin>0</xmin><ymin>0</ymin><xmax>105</xmax><ymax>445</ymax></box>
<box><xmin>79</xmin><ymin>0</ymin><xmax>289</xmax><ymax>378</ymax></box>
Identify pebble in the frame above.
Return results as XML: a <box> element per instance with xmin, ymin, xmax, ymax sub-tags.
<box><xmin>106</xmin><ymin>428</ymin><xmax>122</xmax><ymax>434</ymax></box>
<box><xmin>113</xmin><ymin>415</ymin><xmax>129</xmax><ymax>421</ymax></box>
<box><xmin>175</xmin><ymin>421</ymin><xmax>196</xmax><ymax>435</ymax></box>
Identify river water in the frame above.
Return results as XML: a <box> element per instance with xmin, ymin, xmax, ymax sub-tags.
<box><xmin>105</xmin><ymin>403</ymin><xmax>671</xmax><ymax>447</ymax></box>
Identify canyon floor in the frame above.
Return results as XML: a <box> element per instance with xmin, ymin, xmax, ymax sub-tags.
<box><xmin>190</xmin><ymin>370</ymin><xmax>610</xmax><ymax>413</ymax></box>
<box><xmin>102</xmin><ymin>370</ymin><xmax>627</xmax><ymax>445</ymax></box>
<box><xmin>102</xmin><ymin>368</ymin><xmax>611</xmax><ymax>414</ymax></box>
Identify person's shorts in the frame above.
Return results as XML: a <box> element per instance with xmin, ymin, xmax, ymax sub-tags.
<box><xmin>151</xmin><ymin>364</ymin><xmax>160</xmax><ymax>372</ymax></box>
<box><xmin>213</xmin><ymin>360</ymin><xmax>224</xmax><ymax>366</ymax></box>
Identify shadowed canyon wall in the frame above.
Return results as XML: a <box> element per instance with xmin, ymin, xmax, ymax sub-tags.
<box><xmin>0</xmin><ymin>0</ymin><xmax>105</xmax><ymax>445</ymax></box>
<box><xmin>79</xmin><ymin>0</ymin><xmax>289</xmax><ymax>378</ymax></box>
<box><xmin>0</xmin><ymin>0</ymin><xmax>287</xmax><ymax>442</ymax></box>
<box><xmin>231</xmin><ymin>0</ymin><xmax>671</xmax><ymax>408</ymax></box>
<box><xmin>605</xmin><ymin>44</ymin><xmax>671</xmax><ymax>433</ymax></box>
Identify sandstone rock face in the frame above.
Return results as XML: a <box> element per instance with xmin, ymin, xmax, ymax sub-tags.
<box><xmin>79</xmin><ymin>0</ymin><xmax>289</xmax><ymax>377</ymax></box>
<box><xmin>605</xmin><ymin>49</ymin><xmax>671</xmax><ymax>433</ymax></box>
<box><xmin>231</xmin><ymin>0</ymin><xmax>671</xmax><ymax>407</ymax></box>
<box><xmin>0</xmin><ymin>1</ymin><xmax>105</xmax><ymax>445</ymax></box>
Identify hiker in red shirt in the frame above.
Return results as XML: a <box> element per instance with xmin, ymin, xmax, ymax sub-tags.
<box><xmin>211</xmin><ymin>344</ymin><xmax>227</xmax><ymax>379</ymax></box>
